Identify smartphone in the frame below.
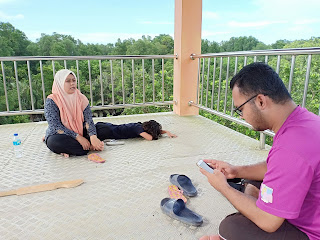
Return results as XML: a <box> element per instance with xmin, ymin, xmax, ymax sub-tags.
<box><xmin>196</xmin><ymin>160</ymin><xmax>214</xmax><ymax>173</ymax></box>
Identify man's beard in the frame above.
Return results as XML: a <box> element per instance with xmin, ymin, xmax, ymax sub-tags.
<box><xmin>251</xmin><ymin>105</ymin><xmax>269</xmax><ymax>132</ymax></box>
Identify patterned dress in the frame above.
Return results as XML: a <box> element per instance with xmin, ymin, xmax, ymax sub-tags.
<box><xmin>44</xmin><ymin>98</ymin><xmax>96</xmax><ymax>140</ymax></box>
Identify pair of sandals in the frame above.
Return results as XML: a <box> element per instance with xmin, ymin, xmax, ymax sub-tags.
<box><xmin>160</xmin><ymin>174</ymin><xmax>203</xmax><ymax>227</ymax></box>
<box><xmin>160</xmin><ymin>175</ymin><xmax>245</xmax><ymax>227</ymax></box>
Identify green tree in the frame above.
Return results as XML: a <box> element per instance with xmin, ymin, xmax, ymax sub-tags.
<box><xmin>0</xmin><ymin>22</ymin><xmax>30</xmax><ymax>56</ymax></box>
<box><xmin>37</xmin><ymin>33</ymin><xmax>78</xmax><ymax>56</ymax></box>
<box><xmin>201</xmin><ymin>39</ymin><xmax>220</xmax><ymax>53</ymax></box>
<box><xmin>26</xmin><ymin>42</ymin><xmax>40</xmax><ymax>55</ymax></box>
<box><xmin>271</xmin><ymin>39</ymin><xmax>291</xmax><ymax>49</ymax></box>
<box><xmin>153</xmin><ymin>34</ymin><xmax>174</xmax><ymax>54</ymax></box>
<box><xmin>112</xmin><ymin>38</ymin><xmax>135</xmax><ymax>55</ymax></box>
<box><xmin>78</xmin><ymin>43</ymin><xmax>114</xmax><ymax>56</ymax></box>
<box><xmin>126</xmin><ymin>36</ymin><xmax>157</xmax><ymax>55</ymax></box>
<box><xmin>0</xmin><ymin>36</ymin><xmax>14</xmax><ymax>56</ymax></box>
<box><xmin>220</xmin><ymin>36</ymin><xmax>261</xmax><ymax>52</ymax></box>
<box><xmin>252</xmin><ymin>42</ymin><xmax>269</xmax><ymax>50</ymax></box>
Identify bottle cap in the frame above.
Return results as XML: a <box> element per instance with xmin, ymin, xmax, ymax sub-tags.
<box><xmin>14</xmin><ymin>133</ymin><xmax>18</xmax><ymax>136</ymax></box>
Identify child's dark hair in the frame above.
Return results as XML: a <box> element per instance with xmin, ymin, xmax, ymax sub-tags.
<box><xmin>142</xmin><ymin>120</ymin><xmax>162</xmax><ymax>140</ymax></box>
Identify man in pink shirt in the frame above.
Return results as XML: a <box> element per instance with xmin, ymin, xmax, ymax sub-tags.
<box><xmin>200</xmin><ymin>62</ymin><xmax>320</xmax><ymax>240</ymax></box>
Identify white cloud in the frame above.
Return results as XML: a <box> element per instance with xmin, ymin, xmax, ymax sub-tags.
<box><xmin>228</xmin><ymin>20</ymin><xmax>287</xmax><ymax>28</ymax></box>
<box><xmin>24</xmin><ymin>31</ymin><xmax>42</xmax><ymax>41</ymax></box>
<box><xmin>0</xmin><ymin>0</ymin><xmax>16</xmax><ymax>3</ymax></box>
<box><xmin>139</xmin><ymin>21</ymin><xmax>173</xmax><ymax>25</ymax></box>
<box><xmin>254</xmin><ymin>0</ymin><xmax>320</xmax><ymax>8</ymax></box>
<box><xmin>252</xmin><ymin>0</ymin><xmax>320</xmax><ymax>19</ymax></box>
<box><xmin>288</xmin><ymin>25</ymin><xmax>313</xmax><ymax>33</ymax></box>
<box><xmin>203</xmin><ymin>11</ymin><xmax>219</xmax><ymax>20</ymax></box>
<box><xmin>294</xmin><ymin>19</ymin><xmax>320</xmax><ymax>25</ymax></box>
<box><xmin>202</xmin><ymin>30</ymin><xmax>231</xmax><ymax>37</ymax></box>
<box><xmin>0</xmin><ymin>11</ymin><xmax>24</xmax><ymax>20</ymax></box>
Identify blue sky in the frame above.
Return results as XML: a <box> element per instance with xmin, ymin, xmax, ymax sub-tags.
<box><xmin>0</xmin><ymin>0</ymin><xmax>319</xmax><ymax>45</ymax></box>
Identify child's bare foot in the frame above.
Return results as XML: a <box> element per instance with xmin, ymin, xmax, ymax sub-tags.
<box><xmin>199</xmin><ymin>235</ymin><xmax>220</xmax><ymax>240</ymax></box>
<box><xmin>60</xmin><ymin>153</ymin><xmax>69</xmax><ymax>158</ymax></box>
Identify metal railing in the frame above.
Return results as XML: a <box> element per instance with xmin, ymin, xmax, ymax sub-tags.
<box><xmin>190</xmin><ymin>47</ymin><xmax>320</xmax><ymax>148</ymax></box>
<box><xmin>0</xmin><ymin>55</ymin><xmax>176</xmax><ymax>116</ymax></box>
<box><xmin>2</xmin><ymin>49</ymin><xmax>320</xmax><ymax>148</ymax></box>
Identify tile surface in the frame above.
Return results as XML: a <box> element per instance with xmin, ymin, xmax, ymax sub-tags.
<box><xmin>0</xmin><ymin>112</ymin><xmax>270</xmax><ymax>240</ymax></box>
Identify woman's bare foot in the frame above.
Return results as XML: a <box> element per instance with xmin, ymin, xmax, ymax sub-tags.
<box><xmin>60</xmin><ymin>153</ymin><xmax>69</xmax><ymax>158</ymax></box>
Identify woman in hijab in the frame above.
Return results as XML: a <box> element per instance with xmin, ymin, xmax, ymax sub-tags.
<box><xmin>44</xmin><ymin>69</ymin><xmax>104</xmax><ymax>157</ymax></box>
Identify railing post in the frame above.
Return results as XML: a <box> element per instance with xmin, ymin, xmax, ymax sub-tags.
<box><xmin>259</xmin><ymin>132</ymin><xmax>266</xmax><ymax>150</ymax></box>
<box><xmin>173</xmin><ymin>0</ymin><xmax>201</xmax><ymax>116</ymax></box>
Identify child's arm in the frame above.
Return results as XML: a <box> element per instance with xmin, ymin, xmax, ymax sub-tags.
<box><xmin>161</xmin><ymin>130</ymin><xmax>177</xmax><ymax>138</ymax></box>
<box><xmin>140</xmin><ymin>130</ymin><xmax>177</xmax><ymax>141</ymax></box>
<box><xmin>140</xmin><ymin>132</ymin><xmax>153</xmax><ymax>141</ymax></box>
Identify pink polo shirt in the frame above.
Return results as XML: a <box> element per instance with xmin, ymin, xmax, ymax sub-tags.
<box><xmin>256</xmin><ymin>106</ymin><xmax>320</xmax><ymax>240</ymax></box>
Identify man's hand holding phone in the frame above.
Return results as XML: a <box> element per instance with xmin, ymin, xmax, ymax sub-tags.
<box><xmin>196</xmin><ymin>160</ymin><xmax>214</xmax><ymax>173</ymax></box>
<box><xmin>199</xmin><ymin>159</ymin><xmax>238</xmax><ymax>179</ymax></box>
<box><xmin>197</xmin><ymin>159</ymin><xmax>231</xmax><ymax>193</ymax></box>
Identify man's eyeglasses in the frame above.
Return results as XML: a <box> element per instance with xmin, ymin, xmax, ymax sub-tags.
<box><xmin>234</xmin><ymin>94</ymin><xmax>258</xmax><ymax>116</ymax></box>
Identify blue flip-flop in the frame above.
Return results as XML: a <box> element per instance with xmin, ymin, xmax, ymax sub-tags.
<box><xmin>160</xmin><ymin>198</ymin><xmax>203</xmax><ymax>226</ymax></box>
<box><xmin>170</xmin><ymin>174</ymin><xmax>197</xmax><ymax>197</ymax></box>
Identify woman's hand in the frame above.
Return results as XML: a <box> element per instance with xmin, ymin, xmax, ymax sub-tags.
<box><xmin>90</xmin><ymin>135</ymin><xmax>104</xmax><ymax>151</ymax></box>
<box><xmin>76</xmin><ymin>135</ymin><xmax>91</xmax><ymax>150</ymax></box>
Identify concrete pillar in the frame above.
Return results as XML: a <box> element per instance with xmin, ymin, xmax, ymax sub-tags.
<box><xmin>173</xmin><ymin>0</ymin><xmax>202</xmax><ymax>116</ymax></box>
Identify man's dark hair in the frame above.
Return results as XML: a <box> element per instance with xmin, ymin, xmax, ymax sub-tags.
<box><xmin>230</xmin><ymin>62</ymin><xmax>292</xmax><ymax>104</ymax></box>
<box><xmin>142</xmin><ymin>120</ymin><xmax>162</xmax><ymax>140</ymax></box>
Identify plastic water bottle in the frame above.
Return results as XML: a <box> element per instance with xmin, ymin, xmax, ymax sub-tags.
<box><xmin>13</xmin><ymin>133</ymin><xmax>22</xmax><ymax>158</ymax></box>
